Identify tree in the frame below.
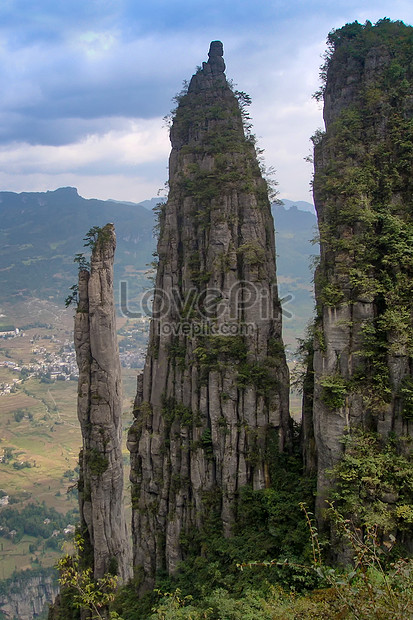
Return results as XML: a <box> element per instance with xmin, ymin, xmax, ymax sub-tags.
<box><xmin>57</xmin><ymin>535</ymin><xmax>123</xmax><ymax>620</ymax></box>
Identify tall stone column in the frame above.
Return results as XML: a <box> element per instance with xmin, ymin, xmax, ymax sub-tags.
<box><xmin>128</xmin><ymin>41</ymin><xmax>291</xmax><ymax>582</ymax></box>
<box><xmin>303</xmin><ymin>20</ymin><xmax>413</xmax><ymax>517</ymax></box>
<box><xmin>75</xmin><ymin>223</ymin><xmax>132</xmax><ymax>583</ymax></box>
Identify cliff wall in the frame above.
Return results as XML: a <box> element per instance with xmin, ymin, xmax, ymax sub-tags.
<box><xmin>305</xmin><ymin>19</ymin><xmax>413</xmax><ymax>515</ymax></box>
<box><xmin>0</xmin><ymin>568</ymin><xmax>58</xmax><ymax>620</ymax></box>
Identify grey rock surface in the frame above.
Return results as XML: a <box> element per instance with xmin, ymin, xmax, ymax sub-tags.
<box><xmin>128</xmin><ymin>41</ymin><xmax>291</xmax><ymax>582</ymax></box>
<box><xmin>304</xmin><ymin>24</ymin><xmax>413</xmax><ymax>520</ymax></box>
<box><xmin>75</xmin><ymin>223</ymin><xmax>132</xmax><ymax>583</ymax></box>
<box><xmin>0</xmin><ymin>570</ymin><xmax>58</xmax><ymax>620</ymax></box>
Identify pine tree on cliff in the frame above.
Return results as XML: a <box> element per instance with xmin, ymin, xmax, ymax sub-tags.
<box><xmin>128</xmin><ymin>41</ymin><xmax>291</xmax><ymax>582</ymax></box>
<box><xmin>303</xmin><ymin>20</ymin><xmax>413</xmax><ymax>524</ymax></box>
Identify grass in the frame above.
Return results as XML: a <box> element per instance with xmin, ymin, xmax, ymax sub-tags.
<box><xmin>0</xmin><ymin>535</ymin><xmax>63</xmax><ymax>580</ymax></box>
<box><xmin>0</xmin><ymin>392</ymin><xmax>40</xmax><ymax>415</ymax></box>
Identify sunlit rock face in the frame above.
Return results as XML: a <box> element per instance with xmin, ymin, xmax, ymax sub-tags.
<box><xmin>128</xmin><ymin>41</ymin><xmax>291</xmax><ymax>582</ymax></box>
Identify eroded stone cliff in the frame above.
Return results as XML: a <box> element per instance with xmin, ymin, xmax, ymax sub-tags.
<box><xmin>0</xmin><ymin>568</ymin><xmax>58</xmax><ymax>620</ymax></box>
<box><xmin>305</xmin><ymin>20</ymin><xmax>413</xmax><ymax>515</ymax></box>
<box><xmin>128</xmin><ymin>41</ymin><xmax>291</xmax><ymax>581</ymax></box>
<box><xmin>75</xmin><ymin>224</ymin><xmax>131</xmax><ymax>583</ymax></box>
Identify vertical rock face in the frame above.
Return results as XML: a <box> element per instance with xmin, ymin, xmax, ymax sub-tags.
<box><xmin>306</xmin><ymin>20</ymin><xmax>413</xmax><ymax>512</ymax></box>
<box><xmin>75</xmin><ymin>223</ymin><xmax>131</xmax><ymax>583</ymax></box>
<box><xmin>0</xmin><ymin>569</ymin><xmax>58</xmax><ymax>620</ymax></box>
<box><xmin>128</xmin><ymin>41</ymin><xmax>290</xmax><ymax>580</ymax></box>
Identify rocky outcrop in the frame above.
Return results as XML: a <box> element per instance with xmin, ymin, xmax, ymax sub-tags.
<box><xmin>75</xmin><ymin>224</ymin><xmax>132</xmax><ymax>583</ymax></box>
<box><xmin>304</xmin><ymin>20</ymin><xmax>413</xmax><ymax>514</ymax></box>
<box><xmin>0</xmin><ymin>568</ymin><xmax>58</xmax><ymax>620</ymax></box>
<box><xmin>128</xmin><ymin>41</ymin><xmax>291</xmax><ymax>582</ymax></box>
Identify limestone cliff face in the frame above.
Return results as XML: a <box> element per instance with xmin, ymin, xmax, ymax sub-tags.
<box><xmin>128</xmin><ymin>41</ymin><xmax>290</xmax><ymax>580</ymax></box>
<box><xmin>0</xmin><ymin>569</ymin><xmax>58</xmax><ymax>620</ymax></box>
<box><xmin>75</xmin><ymin>224</ymin><xmax>131</xmax><ymax>583</ymax></box>
<box><xmin>305</xmin><ymin>20</ymin><xmax>413</xmax><ymax>511</ymax></box>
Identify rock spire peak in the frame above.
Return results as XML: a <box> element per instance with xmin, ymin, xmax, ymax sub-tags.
<box><xmin>128</xmin><ymin>38</ymin><xmax>290</xmax><ymax>584</ymax></box>
<box><xmin>206</xmin><ymin>39</ymin><xmax>225</xmax><ymax>74</ymax></box>
<box><xmin>188</xmin><ymin>41</ymin><xmax>226</xmax><ymax>92</ymax></box>
<box><xmin>75</xmin><ymin>223</ymin><xmax>132</xmax><ymax>584</ymax></box>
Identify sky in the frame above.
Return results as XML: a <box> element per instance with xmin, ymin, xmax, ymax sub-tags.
<box><xmin>0</xmin><ymin>0</ymin><xmax>412</xmax><ymax>204</ymax></box>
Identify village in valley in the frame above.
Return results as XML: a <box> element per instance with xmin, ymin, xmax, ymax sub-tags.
<box><xmin>0</xmin><ymin>316</ymin><xmax>150</xmax><ymax>397</ymax></box>
<box><xmin>0</xmin><ymin>307</ymin><xmax>150</xmax><ymax>582</ymax></box>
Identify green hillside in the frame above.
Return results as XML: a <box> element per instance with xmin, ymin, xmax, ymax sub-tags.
<box><xmin>273</xmin><ymin>203</ymin><xmax>317</xmax><ymax>344</ymax></box>
<box><xmin>0</xmin><ymin>188</ymin><xmax>317</xmax><ymax>344</ymax></box>
<box><xmin>0</xmin><ymin>187</ymin><xmax>155</xmax><ymax>305</ymax></box>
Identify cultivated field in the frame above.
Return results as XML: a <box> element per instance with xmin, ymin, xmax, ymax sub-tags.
<box><xmin>0</xmin><ymin>302</ymin><xmax>139</xmax><ymax>579</ymax></box>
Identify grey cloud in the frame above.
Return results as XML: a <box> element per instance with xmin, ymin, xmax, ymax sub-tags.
<box><xmin>0</xmin><ymin>1</ymin><xmax>412</xmax><ymax>151</ymax></box>
<box><xmin>0</xmin><ymin>114</ymin><xmax>135</xmax><ymax>146</ymax></box>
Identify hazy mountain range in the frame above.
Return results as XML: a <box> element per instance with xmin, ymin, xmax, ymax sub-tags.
<box><xmin>0</xmin><ymin>187</ymin><xmax>317</xmax><ymax>341</ymax></box>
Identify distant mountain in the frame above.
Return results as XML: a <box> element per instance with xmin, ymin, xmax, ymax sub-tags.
<box><xmin>279</xmin><ymin>198</ymin><xmax>315</xmax><ymax>213</ymax></box>
<box><xmin>0</xmin><ymin>187</ymin><xmax>155</xmax><ymax>304</ymax></box>
<box><xmin>0</xmin><ymin>188</ymin><xmax>317</xmax><ymax>342</ymax></box>
<box><xmin>272</xmin><ymin>203</ymin><xmax>317</xmax><ymax>342</ymax></box>
<box><xmin>135</xmin><ymin>197</ymin><xmax>167</xmax><ymax>210</ymax></box>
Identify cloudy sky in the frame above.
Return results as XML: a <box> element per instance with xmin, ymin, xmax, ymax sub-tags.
<box><xmin>1</xmin><ymin>0</ymin><xmax>412</xmax><ymax>204</ymax></box>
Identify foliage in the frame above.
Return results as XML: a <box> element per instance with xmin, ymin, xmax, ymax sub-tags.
<box><xmin>194</xmin><ymin>335</ymin><xmax>247</xmax><ymax>368</ymax></box>
<box><xmin>0</xmin><ymin>502</ymin><xmax>78</xmax><ymax>544</ymax></box>
<box><xmin>109</xmin><ymin>429</ymin><xmax>413</xmax><ymax>619</ymax></box>
<box><xmin>316</xmin><ymin>503</ymin><xmax>413</xmax><ymax>618</ymax></box>
<box><xmin>315</xmin><ymin>18</ymin><xmax>413</xmax><ymax>100</ymax></box>
<box><xmin>236</xmin><ymin>359</ymin><xmax>280</xmax><ymax>398</ymax></box>
<box><xmin>319</xmin><ymin>281</ymin><xmax>344</xmax><ymax>307</ymax></box>
<box><xmin>57</xmin><ymin>535</ymin><xmax>123</xmax><ymax>620</ymax></box>
<box><xmin>83</xmin><ymin>226</ymin><xmax>105</xmax><ymax>250</ymax></box>
<box><xmin>153</xmin><ymin>431</ymin><xmax>316</xmax><ymax>598</ymax></box>
<box><xmin>153</xmin><ymin>201</ymin><xmax>167</xmax><ymax>240</ymax></box>
<box><xmin>319</xmin><ymin>374</ymin><xmax>347</xmax><ymax>409</ymax></box>
<box><xmin>399</xmin><ymin>377</ymin><xmax>413</xmax><ymax>420</ymax></box>
<box><xmin>161</xmin><ymin>396</ymin><xmax>197</xmax><ymax>429</ymax></box>
<box><xmin>74</xmin><ymin>253</ymin><xmax>90</xmax><ymax>271</ymax></box>
<box><xmin>65</xmin><ymin>284</ymin><xmax>79</xmax><ymax>308</ymax></box>
<box><xmin>312</xmin><ymin>18</ymin><xmax>413</xmax><ymax>416</ymax></box>
<box><xmin>168</xmin><ymin>75</ymin><xmax>276</xmax><ymax>248</ymax></box>
<box><xmin>65</xmin><ymin>225</ymin><xmax>109</xmax><ymax>307</ymax></box>
<box><xmin>139</xmin><ymin>501</ymin><xmax>413</xmax><ymax>619</ymax></box>
<box><xmin>167</xmin><ymin>338</ymin><xmax>187</xmax><ymax>370</ymax></box>
<box><xmin>86</xmin><ymin>448</ymin><xmax>109</xmax><ymax>476</ymax></box>
<box><xmin>329</xmin><ymin>429</ymin><xmax>413</xmax><ymax>537</ymax></box>
<box><xmin>291</xmin><ymin>328</ymin><xmax>314</xmax><ymax>394</ymax></box>
<box><xmin>237</xmin><ymin>242</ymin><xmax>266</xmax><ymax>266</ymax></box>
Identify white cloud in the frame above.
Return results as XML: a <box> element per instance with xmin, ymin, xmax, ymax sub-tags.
<box><xmin>239</xmin><ymin>37</ymin><xmax>324</xmax><ymax>202</ymax></box>
<box><xmin>75</xmin><ymin>30</ymin><xmax>118</xmax><ymax>57</ymax></box>
<box><xmin>0</xmin><ymin>118</ymin><xmax>169</xmax><ymax>173</ymax></box>
<box><xmin>0</xmin><ymin>118</ymin><xmax>170</xmax><ymax>201</ymax></box>
<box><xmin>0</xmin><ymin>1</ymin><xmax>412</xmax><ymax>204</ymax></box>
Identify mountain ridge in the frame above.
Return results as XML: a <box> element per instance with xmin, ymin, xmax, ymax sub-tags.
<box><xmin>0</xmin><ymin>186</ymin><xmax>317</xmax><ymax>343</ymax></box>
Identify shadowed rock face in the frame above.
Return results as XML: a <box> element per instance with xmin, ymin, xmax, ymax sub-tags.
<box><xmin>75</xmin><ymin>223</ymin><xmax>132</xmax><ymax>583</ymax></box>
<box><xmin>303</xmin><ymin>21</ymin><xmax>413</xmax><ymax>516</ymax></box>
<box><xmin>128</xmin><ymin>41</ymin><xmax>291</xmax><ymax>581</ymax></box>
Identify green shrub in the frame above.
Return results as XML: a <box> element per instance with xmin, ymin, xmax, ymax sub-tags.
<box><xmin>86</xmin><ymin>448</ymin><xmax>109</xmax><ymax>476</ymax></box>
<box><xmin>319</xmin><ymin>375</ymin><xmax>347</xmax><ymax>409</ymax></box>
